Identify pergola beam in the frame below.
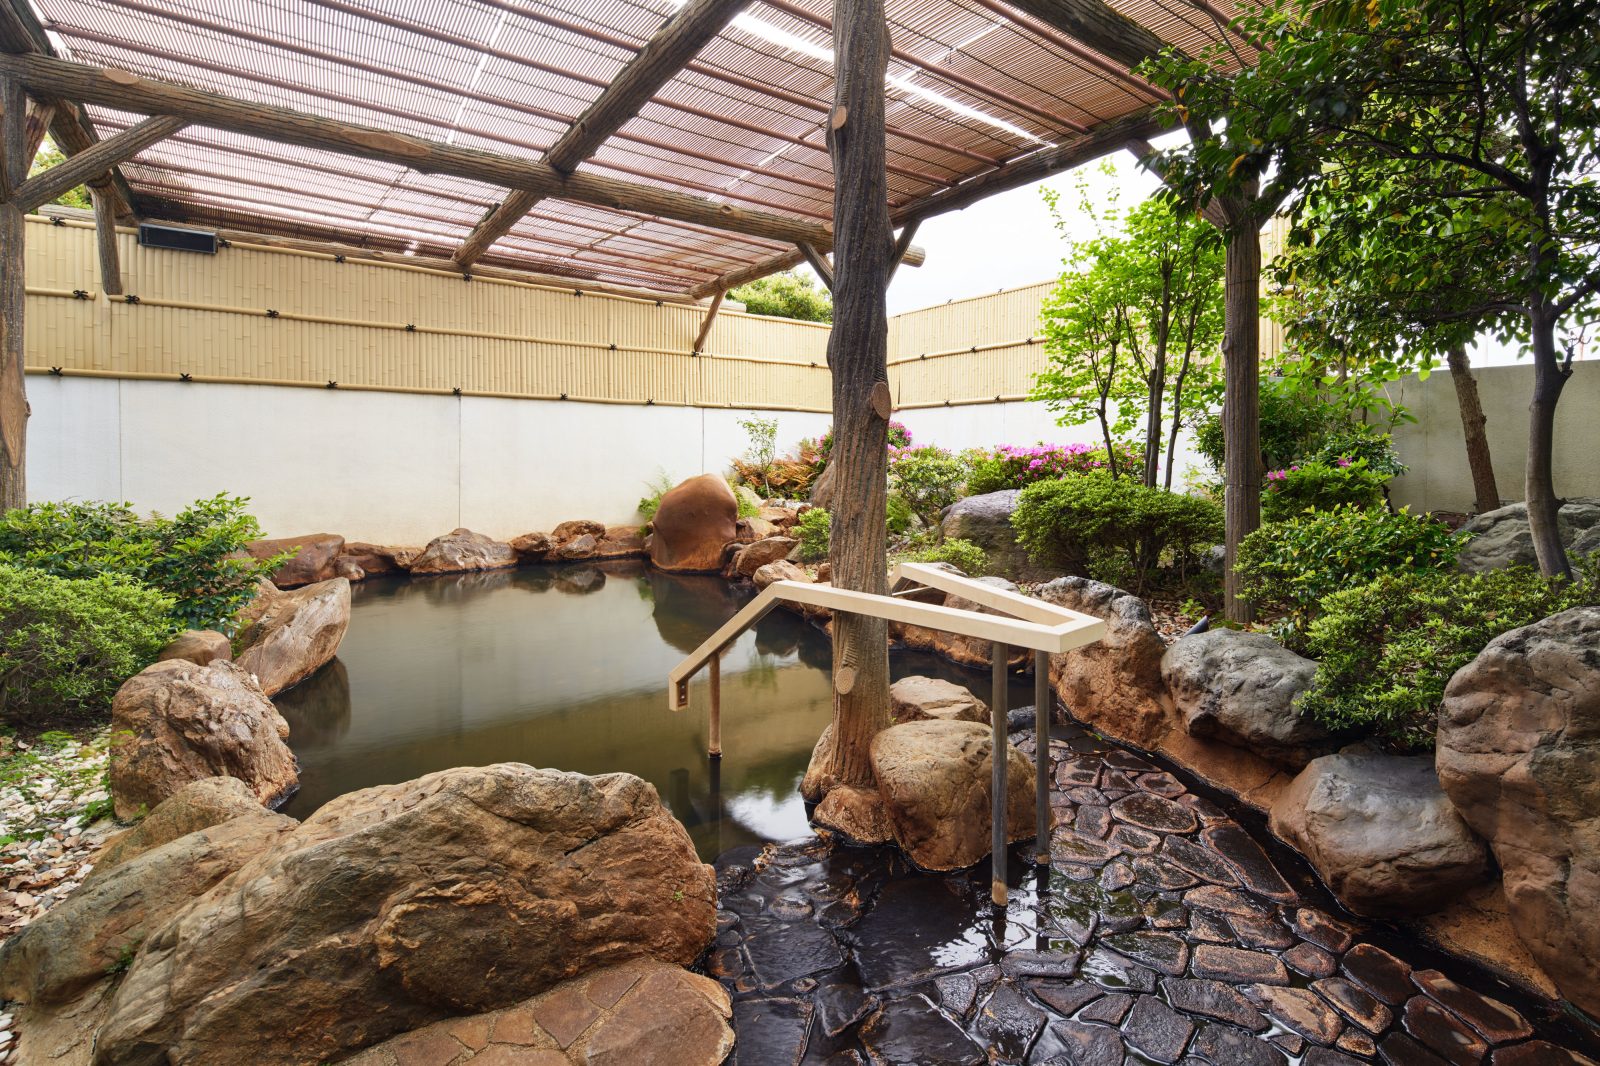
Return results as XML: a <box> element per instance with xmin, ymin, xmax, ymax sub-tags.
<box><xmin>11</xmin><ymin>115</ymin><xmax>186</xmax><ymax>213</ymax></box>
<box><xmin>797</xmin><ymin>242</ymin><xmax>835</xmax><ymax>291</ymax></box>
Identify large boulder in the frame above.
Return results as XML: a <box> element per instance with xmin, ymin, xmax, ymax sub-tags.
<box><xmin>1039</xmin><ymin>577</ymin><xmax>1171</xmax><ymax>749</ymax></box>
<box><xmin>729</xmin><ymin>536</ymin><xmax>799</xmax><ymax>578</ymax></box>
<box><xmin>1269</xmin><ymin>751</ymin><xmax>1489</xmax><ymax>916</ymax></box>
<box><xmin>754</xmin><ymin>559</ymin><xmax>810</xmax><ymax>591</ymax></box>
<box><xmin>108</xmin><ymin>660</ymin><xmax>298</xmax><ymax>820</ymax></box>
<box><xmin>234</xmin><ymin>576</ymin><xmax>350</xmax><ymax>697</ymax></box>
<box><xmin>0</xmin><ymin>810</ymin><xmax>296</xmax><ymax>1007</ymax></box>
<box><xmin>339</xmin><ymin>542</ymin><xmax>417</xmax><ymax>576</ymax></box>
<box><xmin>1437</xmin><ymin>606</ymin><xmax>1600</xmax><ymax>1016</ymax></box>
<box><xmin>940</xmin><ymin>489</ymin><xmax>1045</xmax><ymax>579</ymax></box>
<box><xmin>92</xmin><ymin>776</ymin><xmax>265</xmax><ymax>874</ymax></box>
<box><xmin>870</xmin><ymin>720</ymin><xmax>1033</xmax><ymax>871</ymax></box>
<box><xmin>1162</xmin><ymin>629</ymin><xmax>1332</xmax><ymax>768</ymax></box>
<box><xmin>1456</xmin><ymin>499</ymin><xmax>1600</xmax><ymax>572</ymax></box>
<box><xmin>91</xmin><ymin>765</ymin><xmax>717</xmax><ymax>1066</ymax></box>
<box><xmin>893</xmin><ymin>575</ymin><xmax>1032</xmax><ymax>672</ymax></box>
<box><xmin>890</xmin><ymin>676</ymin><xmax>987</xmax><ymax>725</ymax></box>
<box><xmin>155</xmin><ymin>630</ymin><xmax>231</xmax><ymax>666</ymax></box>
<box><xmin>649</xmin><ymin>475</ymin><xmax>739</xmax><ymax>573</ymax></box>
<box><xmin>245</xmin><ymin>533</ymin><xmax>345</xmax><ymax>588</ymax></box>
<box><xmin>409</xmin><ymin>528</ymin><xmax>519</xmax><ymax>574</ymax></box>
<box><xmin>340</xmin><ymin>959</ymin><xmax>734</xmax><ymax>1066</ymax></box>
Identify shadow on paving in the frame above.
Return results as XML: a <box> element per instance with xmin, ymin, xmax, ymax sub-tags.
<box><xmin>702</xmin><ymin>718</ymin><xmax>1600</xmax><ymax>1066</ymax></box>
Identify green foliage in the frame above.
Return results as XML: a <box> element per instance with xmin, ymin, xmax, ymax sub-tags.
<box><xmin>731</xmin><ymin>483</ymin><xmax>763</xmax><ymax>519</ymax></box>
<box><xmin>1192</xmin><ymin>379</ymin><xmax>1345</xmax><ymax>475</ymax></box>
<box><xmin>729</xmin><ymin>271</ymin><xmax>833</xmax><ymax>323</ymax></box>
<box><xmin>1236</xmin><ymin>506</ymin><xmax>1464</xmax><ymax>641</ymax></box>
<box><xmin>909</xmin><ymin>538</ymin><xmax>988</xmax><ymax>576</ymax></box>
<box><xmin>1012</xmin><ymin>474</ymin><xmax>1223</xmax><ymax>593</ymax></box>
<box><xmin>816</xmin><ymin>421</ymin><xmax>912</xmax><ymax>460</ymax></box>
<box><xmin>732</xmin><ymin>416</ymin><xmax>780</xmax><ymax>496</ymax></box>
<box><xmin>1260</xmin><ymin>459</ymin><xmax>1388</xmax><ymax>522</ymax></box>
<box><xmin>886</xmin><ymin>494</ymin><xmax>913</xmax><ymax>536</ymax></box>
<box><xmin>28</xmin><ymin>138</ymin><xmax>91</xmax><ymax>211</ymax></box>
<box><xmin>0</xmin><ymin>566</ymin><xmax>175</xmax><ymax>726</ymax></box>
<box><xmin>1305</xmin><ymin>424</ymin><xmax>1406</xmax><ymax>478</ymax></box>
<box><xmin>0</xmin><ymin>496</ymin><xmax>281</xmax><ymax>634</ymax></box>
<box><xmin>795</xmin><ymin>508</ymin><xmax>831</xmax><ymax>562</ymax></box>
<box><xmin>887</xmin><ymin>446</ymin><xmax>967</xmax><ymax>522</ymax></box>
<box><xmin>636</xmin><ymin>469</ymin><xmax>677</xmax><ymax>523</ymax></box>
<box><xmin>964</xmin><ymin>442</ymin><xmax>1144</xmax><ymax>495</ymax></box>
<box><xmin>1300</xmin><ymin>558</ymin><xmax>1600</xmax><ymax>750</ymax></box>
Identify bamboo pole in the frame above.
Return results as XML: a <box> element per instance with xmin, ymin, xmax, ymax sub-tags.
<box><xmin>708</xmin><ymin>651</ymin><xmax>722</xmax><ymax>758</ymax></box>
<box><xmin>991</xmin><ymin>642</ymin><xmax>1009</xmax><ymax>907</ymax></box>
<box><xmin>1034</xmin><ymin>649</ymin><xmax>1050</xmax><ymax>863</ymax></box>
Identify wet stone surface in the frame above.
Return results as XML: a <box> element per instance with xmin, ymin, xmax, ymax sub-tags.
<box><xmin>705</xmin><ymin>722</ymin><xmax>1600</xmax><ymax>1065</ymax></box>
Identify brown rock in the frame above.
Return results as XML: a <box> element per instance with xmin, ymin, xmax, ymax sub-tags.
<box><xmin>340</xmin><ymin>542</ymin><xmax>417</xmax><ymax>575</ymax></box>
<box><xmin>1192</xmin><ymin>945</ymin><xmax>1290</xmax><ymax>985</ymax></box>
<box><xmin>753</xmin><ymin>559</ymin><xmax>810</xmax><ymax>590</ymax></box>
<box><xmin>237</xmin><ymin>577</ymin><xmax>279</xmax><ymax>627</ymax></box>
<box><xmin>109</xmin><ymin>660</ymin><xmax>298</xmax><ymax>820</ymax></box>
<box><xmin>1248</xmin><ymin>984</ymin><xmax>1343</xmax><ymax>1046</ymax></box>
<box><xmin>648</xmin><ymin>475</ymin><xmax>738</xmax><ymax>573</ymax></box>
<box><xmin>334</xmin><ymin>558</ymin><xmax>366</xmax><ymax>582</ymax></box>
<box><xmin>870</xmin><ymin>719</ymin><xmax>1032</xmax><ymax>871</ymax></box>
<box><xmin>595</xmin><ymin>525</ymin><xmax>648</xmax><ymax>560</ymax></box>
<box><xmin>92</xmin><ymin>777</ymin><xmax>265</xmax><ymax>874</ymax></box>
<box><xmin>813</xmin><ymin>785</ymin><xmax>893</xmax><ymax>844</ymax></box>
<box><xmin>1039</xmin><ymin>577</ymin><xmax>1173</xmax><ymax>750</ymax></box>
<box><xmin>1410</xmin><ymin>969</ymin><xmax>1532</xmax><ymax>1044</ymax></box>
<box><xmin>410</xmin><ymin>528</ymin><xmax>519</xmax><ymax>574</ymax></box>
<box><xmin>758</xmin><ymin>506</ymin><xmax>797</xmax><ymax>530</ymax></box>
<box><xmin>737</xmin><ymin>516</ymin><xmax>779</xmax><ymax>543</ymax></box>
<box><xmin>155</xmin><ymin>630</ymin><xmax>231</xmax><ymax>666</ymax></box>
<box><xmin>245</xmin><ymin>533</ymin><xmax>345</xmax><ymax>587</ymax></box>
<box><xmin>554</xmin><ymin>533</ymin><xmax>599</xmax><ymax>561</ymax></box>
<box><xmin>552</xmin><ymin>519</ymin><xmax>606</xmax><ymax>544</ymax></box>
<box><xmin>510</xmin><ymin>531</ymin><xmax>553</xmax><ymax>562</ymax></box>
<box><xmin>92</xmin><ymin>765</ymin><xmax>717</xmax><ymax>1066</ymax></box>
<box><xmin>730</xmin><ymin>536</ymin><xmax>799</xmax><ymax>578</ymax></box>
<box><xmin>890</xmin><ymin>675</ymin><xmax>987</xmax><ymax>725</ymax></box>
<box><xmin>1436</xmin><ymin>606</ymin><xmax>1600</xmax><ymax>1017</ymax></box>
<box><xmin>234</xmin><ymin>577</ymin><xmax>351</xmax><ymax>697</ymax></box>
<box><xmin>1403</xmin><ymin>995</ymin><xmax>1489</xmax><ymax>1065</ymax></box>
<box><xmin>1269</xmin><ymin>752</ymin><xmax>1489</xmax><ymax>916</ymax></box>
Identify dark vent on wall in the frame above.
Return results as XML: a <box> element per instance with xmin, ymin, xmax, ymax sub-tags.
<box><xmin>137</xmin><ymin>224</ymin><xmax>218</xmax><ymax>254</ymax></box>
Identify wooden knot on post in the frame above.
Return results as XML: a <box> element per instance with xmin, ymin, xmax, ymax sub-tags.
<box><xmin>830</xmin><ymin>106</ymin><xmax>848</xmax><ymax>130</ymax></box>
<box><xmin>835</xmin><ymin>630</ymin><xmax>859</xmax><ymax>695</ymax></box>
<box><xmin>870</xmin><ymin>381</ymin><xmax>892</xmax><ymax>421</ymax></box>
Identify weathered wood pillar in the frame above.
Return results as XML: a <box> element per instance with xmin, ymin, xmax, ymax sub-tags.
<box><xmin>1</xmin><ymin>78</ymin><xmax>30</xmax><ymax>510</ymax></box>
<box><xmin>1221</xmin><ymin>212</ymin><xmax>1261</xmax><ymax>624</ymax></box>
<box><xmin>91</xmin><ymin>186</ymin><xmax>122</xmax><ymax>296</ymax></box>
<box><xmin>814</xmin><ymin>0</ymin><xmax>893</xmax><ymax>792</ymax></box>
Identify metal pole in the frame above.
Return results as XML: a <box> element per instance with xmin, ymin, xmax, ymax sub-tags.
<box><xmin>708</xmin><ymin>652</ymin><xmax>722</xmax><ymax>758</ymax></box>
<box><xmin>1035</xmin><ymin>649</ymin><xmax>1050</xmax><ymax>865</ymax></box>
<box><xmin>991</xmin><ymin>641</ymin><xmax>1008</xmax><ymax>907</ymax></box>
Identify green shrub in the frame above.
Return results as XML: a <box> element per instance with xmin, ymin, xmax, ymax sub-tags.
<box><xmin>1306</xmin><ymin>424</ymin><xmax>1406</xmax><ymax>478</ymax></box>
<box><xmin>1260</xmin><ymin>459</ymin><xmax>1388</xmax><ymax>522</ymax></box>
<box><xmin>888</xmin><ymin>446</ymin><xmax>967</xmax><ymax>521</ymax></box>
<box><xmin>965</xmin><ymin>442</ymin><xmax>1144</xmax><ymax>495</ymax></box>
<box><xmin>1300</xmin><ymin>558</ymin><xmax>1600</xmax><ymax>750</ymax></box>
<box><xmin>732</xmin><ymin>483</ymin><xmax>763</xmax><ymax>519</ymax></box>
<box><xmin>0</xmin><ymin>496</ymin><xmax>280</xmax><ymax>634</ymax></box>
<box><xmin>636</xmin><ymin>470</ymin><xmax>676</xmax><ymax>523</ymax></box>
<box><xmin>1194</xmin><ymin>381</ymin><xmax>1342</xmax><ymax>473</ymax></box>
<box><xmin>886</xmin><ymin>493</ymin><xmax>913</xmax><ymax>536</ymax></box>
<box><xmin>795</xmin><ymin>508</ymin><xmax>831</xmax><ymax>562</ymax></box>
<box><xmin>910</xmin><ymin>538</ymin><xmax>988</xmax><ymax>575</ymax></box>
<box><xmin>1237</xmin><ymin>505</ymin><xmax>1463</xmax><ymax>641</ymax></box>
<box><xmin>1012</xmin><ymin>474</ymin><xmax>1222</xmax><ymax>593</ymax></box>
<box><xmin>0</xmin><ymin>565</ymin><xmax>175</xmax><ymax>726</ymax></box>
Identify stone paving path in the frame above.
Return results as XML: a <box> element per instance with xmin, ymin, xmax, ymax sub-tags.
<box><xmin>706</xmin><ymin>720</ymin><xmax>1600</xmax><ymax>1065</ymax></box>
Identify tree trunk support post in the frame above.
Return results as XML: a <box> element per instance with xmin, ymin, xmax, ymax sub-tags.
<box><xmin>1033</xmin><ymin>649</ymin><xmax>1050</xmax><ymax>864</ymax></box>
<box><xmin>1220</xmin><ymin>215</ymin><xmax>1261</xmax><ymax>623</ymax></box>
<box><xmin>707</xmin><ymin>649</ymin><xmax>722</xmax><ymax>758</ymax></box>
<box><xmin>1</xmin><ymin>76</ymin><xmax>29</xmax><ymax>510</ymax></box>
<box><xmin>991</xmin><ymin>642</ymin><xmax>1009</xmax><ymax>908</ymax></box>
<box><xmin>91</xmin><ymin>186</ymin><xmax>124</xmax><ymax>297</ymax></box>
<box><xmin>693</xmin><ymin>289</ymin><xmax>725</xmax><ymax>354</ymax></box>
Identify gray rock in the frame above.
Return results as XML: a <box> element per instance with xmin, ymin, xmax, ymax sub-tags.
<box><xmin>1437</xmin><ymin>606</ymin><xmax>1600</xmax><ymax>1018</ymax></box>
<box><xmin>1038</xmin><ymin>577</ymin><xmax>1172</xmax><ymax>750</ymax></box>
<box><xmin>1268</xmin><ymin>752</ymin><xmax>1489</xmax><ymax>916</ymax></box>
<box><xmin>1456</xmin><ymin>499</ymin><xmax>1600</xmax><ymax>571</ymax></box>
<box><xmin>1162</xmin><ymin>629</ymin><xmax>1332</xmax><ymax>768</ymax></box>
<box><xmin>940</xmin><ymin>489</ymin><xmax>1050</xmax><ymax>580</ymax></box>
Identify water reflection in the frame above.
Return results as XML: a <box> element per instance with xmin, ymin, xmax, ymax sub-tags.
<box><xmin>277</xmin><ymin>561</ymin><xmax>1034</xmax><ymax>859</ymax></box>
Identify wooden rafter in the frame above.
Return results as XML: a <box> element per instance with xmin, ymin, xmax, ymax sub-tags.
<box><xmin>692</xmin><ymin>290</ymin><xmax>725</xmax><ymax>353</ymax></box>
<box><xmin>797</xmin><ymin>242</ymin><xmax>834</xmax><ymax>291</ymax></box>
<box><xmin>11</xmin><ymin>115</ymin><xmax>185</xmax><ymax>213</ymax></box>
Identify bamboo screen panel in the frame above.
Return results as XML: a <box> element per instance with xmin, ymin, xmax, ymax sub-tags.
<box><xmin>22</xmin><ymin>217</ymin><xmax>832</xmax><ymax>409</ymax></box>
<box><xmin>888</xmin><ymin>282</ymin><xmax>1054</xmax><ymax>408</ymax></box>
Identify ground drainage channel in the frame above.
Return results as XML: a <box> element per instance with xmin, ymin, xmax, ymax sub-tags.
<box><xmin>703</xmin><ymin>714</ymin><xmax>1600</xmax><ymax>1066</ymax></box>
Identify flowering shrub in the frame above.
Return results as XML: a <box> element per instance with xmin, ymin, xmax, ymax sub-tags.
<box><xmin>1261</xmin><ymin>459</ymin><xmax>1387</xmax><ymax>521</ymax></box>
<box><xmin>966</xmin><ymin>442</ymin><xmax>1143</xmax><ymax>495</ymax></box>
<box><xmin>813</xmin><ymin>421</ymin><xmax>913</xmax><ymax>466</ymax></box>
<box><xmin>888</xmin><ymin>446</ymin><xmax>968</xmax><ymax>521</ymax></box>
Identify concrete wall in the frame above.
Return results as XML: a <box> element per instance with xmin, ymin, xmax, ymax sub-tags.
<box><xmin>26</xmin><ymin>375</ymin><xmax>828</xmax><ymax>543</ymax></box>
<box><xmin>1388</xmin><ymin>362</ymin><xmax>1600</xmax><ymax>514</ymax></box>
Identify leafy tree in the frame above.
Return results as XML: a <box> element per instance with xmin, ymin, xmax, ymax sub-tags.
<box><xmin>27</xmin><ymin>138</ymin><xmax>91</xmax><ymax>211</ymax></box>
<box><xmin>1032</xmin><ymin>182</ymin><xmax>1223</xmax><ymax>488</ymax></box>
<box><xmin>729</xmin><ymin>271</ymin><xmax>833</xmax><ymax>323</ymax></box>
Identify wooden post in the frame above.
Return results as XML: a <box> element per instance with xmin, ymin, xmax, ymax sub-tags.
<box><xmin>90</xmin><ymin>187</ymin><xmax>123</xmax><ymax>297</ymax></box>
<box><xmin>707</xmin><ymin>650</ymin><xmax>722</xmax><ymax>758</ymax></box>
<box><xmin>1</xmin><ymin>77</ymin><xmax>28</xmax><ymax>510</ymax></box>
<box><xmin>1034</xmin><ymin>649</ymin><xmax>1050</xmax><ymax>863</ymax></box>
<box><xmin>797</xmin><ymin>242</ymin><xmax>835</xmax><ymax>291</ymax></box>
<box><xmin>693</xmin><ymin>290</ymin><xmax>725</xmax><ymax>354</ymax></box>
<box><xmin>810</xmin><ymin>0</ymin><xmax>893</xmax><ymax>794</ymax></box>
<box><xmin>1446</xmin><ymin>343</ymin><xmax>1499</xmax><ymax>513</ymax></box>
<box><xmin>991</xmin><ymin>642</ymin><xmax>1009</xmax><ymax>907</ymax></box>
<box><xmin>1221</xmin><ymin>213</ymin><xmax>1261</xmax><ymax>624</ymax></box>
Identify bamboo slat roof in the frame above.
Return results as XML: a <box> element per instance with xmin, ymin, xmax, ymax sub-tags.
<box><xmin>19</xmin><ymin>0</ymin><xmax>1251</xmax><ymax>295</ymax></box>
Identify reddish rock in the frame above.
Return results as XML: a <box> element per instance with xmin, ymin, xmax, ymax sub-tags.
<box><xmin>552</xmin><ymin>519</ymin><xmax>606</xmax><ymax>544</ymax></box>
<box><xmin>554</xmin><ymin>533</ymin><xmax>600</xmax><ymax>561</ymax></box>
<box><xmin>890</xmin><ymin>676</ymin><xmax>987</xmax><ymax>725</ymax></box>
<box><xmin>410</xmin><ymin>528</ymin><xmax>519</xmax><ymax>574</ymax></box>
<box><xmin>246</xmin><ymin>533</ymin><xmax>345</xmax><ymax>587</ymax></box>
<box><xmin>234</xmin><ymin>577</ymin><xmax>351</xmax><ymax>697</ymax></box>
<box><xmin>754</xmin><ymin>559</ymin><xmax>809</xmax><ymax>591</ymax></box>
<box><xmin>510</xmin><ymin>531</ymin><xmax>553</xmax><ymax>562</ymax></box>
<box><xmin>729</xmin><ymin>536</ymin><xmax>799</xmax><ymax>578</ymax></box>
<box><xmin>893</xmin><ymin>575</ymin><xmax>1033</xmax><ymax>672</ymax></box>
<box><xmin>649</xmin><ymin>475</ymin><xmax>739</xmax><ymax>573</ymax></box>
<box><xmin>92</xmin><ymin>776</ymin><xmax>265</xmax><ymax>874</ymax></box>
<box><xmin>1039</xmin><ymin>577</ymin><xmax>1172</xmax><ymax>750</ymax></box>
<box><xmin>595</xmin><ymin>525</ymin><xmax>648</xmax><ymax>560</ymax></box>
<box><xmin>340</xmin><ymin>542</ymin><xmax>417</xmax><ymax>575</ymax></box>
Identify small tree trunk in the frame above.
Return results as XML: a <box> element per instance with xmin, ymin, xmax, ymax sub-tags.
<box><xmin>0</xmin><ymin>202</ymin><xmax>26</xmax><ymax>511</ymax></box>
<box><xmin>1526</xmin><ymin>311</ymin><xmax>1571</xmax><ymax>580</ymax></box>
<box><xmin>1445</xmin><ymin>344</ymin><xmax>1498</xmax><ymax>514</ymax></box>
<box><xmin>1221</xmin><ymin>218</ymin><xmax>1261</xmax><ymax>622</ymax></box>
<box><xmin>1144</xmin><ymin>356</ymin><xmax>1164</xmax><ymax>489</ymax></box>
<box><xmin>812</xmin><ymin>0</ymin><xmax>892</xmax><ymax>793</ymax></box>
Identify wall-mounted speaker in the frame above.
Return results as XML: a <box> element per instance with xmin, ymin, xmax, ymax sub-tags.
<box><xmin>137</xmin><ymin>223</ymin><xmax>218</xmax><ymax>254</ymax></box>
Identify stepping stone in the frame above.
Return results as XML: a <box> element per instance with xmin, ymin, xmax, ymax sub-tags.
<box><xmin>1101</xmin><ymin>931</ymin><xmax>1190</xmax><ymax>976</ymax></box>
<box><xmin>1174</xmin><ymin>794</ymin><xmax>1231</xmax><ymax>824</ymax></box>
<box><xmin>1028</xmin><ymin>978</ymin><xmax>1103</xmax><ymax>1017</ymax></box>
<box><xmin>1132</xmin><ymin>855</ymin><xmax>1201</xmax><ymax>891</ymax></box>
<box><xmin>1291</xmin><ymin>907</ymin><xmax>1356</xmax><ymax>953</ymax></box>
<box><xmin>1410</xmin><ymin>969</ymin><xmax>1533</xmax><ymax>1044</ymax></box>
<box><xmin>1030</xmin><ymin>1018</ymin><xmax>1126</xmax><ymax>1066</ymax></box>
<box><xmin>1202</xmin><ymin>824</ymin><xmax>1298</xmax><ymax>902</ymax></box>
<box><xmin>1051</xmin><ymin>829</ymin><xmax>1121</xmax><ymax>866</ymax></box>
<box><xmin>1105</xmin><ymin>750</ymin><xmax>1160</xmax><ymax>773</ymax></box>
<box><xmin>1101</xmin><ymin>768</ymin><xmax>1139</xmax><ymax>792</ymax></box>
<box><xmin>1188</xmin><ymin>909</ymin><xmax>1237</xmax><ymax>944</ymax></box>
<box><xmin>1076</xmin><ymin>804</ymin><xmax>1113</xmax><ymax>838</ymax></box>
<box><xmin>1108</xmin><ymin>824</ymin><xmax>1162</xmax><ymax>854</ymax></box>
<box><xmin>1190</xmin><ymin>1024</ymin><xmax>1289</xmax><ymax>1066</ymax></box>
<box><xmin>1272</xmin><ymin>1032</ymin><xmax>1307</xmax><ymax>1056</ymax></box>
<box><xmin>850</xmin><ymin>878</ymin><xmax>989</xmax><ymax>991</ymax></box>
<box><xmin>1285</xmin><ymin>942</ymin><xmax>1337</xmax><ymax>979</ymax></box>
<box><xmin>935</xmin><ymin>972</ymin><xmax>978</xmax><ymax>1020</ymax></box>
<box><xmin>1056</xmin><ymin>755</ymin><xmax>1100</xmax><ymax>787</ymax></box>
<box><xmin>1248</xmin><ymin>984</ymin><xmax>1344</xmax><ymax>1046</ymax></box>
<box><xmin>1343</xmin><ymin>943</ymin><xmax>1414</xmax><ymax>1006</ymax></box>
<box><xmin>1304</xmin><ymin>1049</ymin><xmax>1366</xmax><ymax>1066</ymax></box>
<box><xmin>973</xmin><ymin>982</ymin><xmax>1047</xmax><ymax>1062</ymax></box>
<box><xmin>1137</xmin><ymin>771</ymin><xmax>1187</xmax><ymax>797</ymax></box>
<box><xmin>814</xmin><ymin>981</ymin><xmax>874</xmax><ymax>1037</ymax></box>
<box><xmin>1122</xmin><ymin>994</ymin><xmax>1195</xmax><ymax>1064</ymax></box>
<box><xmin>1338</xmin><ymin>1029</ymin><xmax>1379</xmax><ymax>1057</ymax></box>
<box><xmin>1378</xmin><ymin>1030</ymin><xmax>1452</xmax><ymax>1066</ymax></box>
<box><xmin>1314</xmin><ymin>976</ymin><xmax>1394</xmax><ymax>1034</ymax></box>
<box><xmin>1100</xmin><ymin>860</ymin><xmax>1135</xmax><ymax>892</ymax></box>
<box><xmin>1192</xmin><ymin>945</ymin><xmax>1290</xmax><ymax>985</ymax></box>
<box><xmin>999</xmin><ymin>949</ymin><xmax>1080</xmax><ymax>981</ymax></box>
<box><xmin>1111</xmin><ymin>792</ymin><xmax>1199</xmax><ymax>834</ymax></box>
<box><xmin>1145</xmin><ymin>897</ymin><xmax>1188</xmax><ymax>930</ymax></box>
<box><xmin>1228</xmin><ymin>914</ymin><xmax>1296</xmax><ymax>950</ymax></box>
<box><xmin>859</xmin><ymin>996</ymin><xmax>983</xmax><ymax>1066</ymax></box>
<box><xmin>1159</xmin><ymin>836</ymin><xmax>1241</xmax><ymax>886</ymax></box>
<box><xmin>1079</xmin><ymin>992</ymin><xmax>1135</xmax><ymax>1024</ymax></box>
<box><xmin>1065</xmin><ymin>786</ymin><xmax>1104</xmax><ymax>805</ymax></box>
<box><xmin>1403</xmin><ymin>995</ymin><xmax>1490</xmax><ymax>1066</ymax></box>
<box><xmin>732</xmin><ymin>997</ymin><xmax>812</xmax><ymax>1066</ymax></box>
<box><xmin>744</xmin><ymin>922</ymin><xmax>846</xmax><ymax>989</ymax></box>
<box><xmin>1491</xmin><ymin>1041</ymin><xmax>1600</xmax><ymax>1065</ymax></box>
<box><xmin>1183</xmin><ymin>885</ymin><xmax>1276</xmax><ymax>919</ymax></box>
<box><xmin>1161</xmin><ymin>977</ymin><xmax>1268</xmax><ymax>1031</ymax></box>
<box><xmin>1080</xmin><ymin>947</ymin><xmax>1159</xmax><ymax>993</ymax></box>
